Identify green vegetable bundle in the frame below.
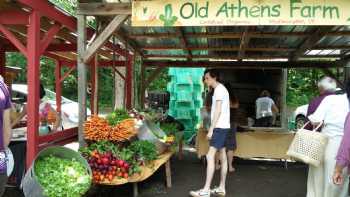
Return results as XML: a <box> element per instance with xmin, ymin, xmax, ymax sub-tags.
<box><xmin>106</xmin><ymin>109</ymin><xmax>130</xmax><ymax>126</ymax></box>
<box><xmin>35</xmin><ymin>155</ymin><xmax>91</xmax><ymax>197</ymax></box>
<box><xmin>129</xmin><ymin>140</ymin><xmax>158</xmax><ymax>164</ymax></box>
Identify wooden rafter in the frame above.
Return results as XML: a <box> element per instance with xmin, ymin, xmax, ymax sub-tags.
<box><xmin>238</xmin><ymin>27</ymin><xmax>254</xmax><ymax>60</ymax></box>
<box><xmin>77</xmin><ymin>3</ymin><xmax>131</xmax><ymax>15</ymax></box>
<box><xmin>141</xmin><ymin>45</ymin><xmax>350</xmax><ymax>51</ymax></box>
<box><xmin>176</xmin><ymin>27</ymin><xmax>192</xmax><ymax>59</ymax></box>
<box><xmin>143</xmin><ymin>60</ymin><xmax>343</xmax><ymax>68</ymax></box>
<box><xmin>291</xmin><ymin>26</ymin><xmax>335</xmax><ymax>61</ymax></box>
<box><xmin>81</xmin><ymin>14</ymin><xmax>128</xmax><ymax>63</ymax></box>
<box><xmin>143</xmin><ymin>54</ymin><xmax>341</xmax><ymax>60</ymax></box>
<box><xmin>129</xmin><ymin>31</ymin><xmax>350</xmax><ymax>39</ymax></box>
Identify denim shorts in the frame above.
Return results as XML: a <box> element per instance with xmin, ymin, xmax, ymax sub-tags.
<box><xmin>210</xmin><ymin>128</ymin><xmax>229</xmax><ymax>149</ymax></box>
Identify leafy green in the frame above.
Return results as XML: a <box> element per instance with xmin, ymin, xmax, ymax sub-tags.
<box><xmin>129</xmin><ymin>140</ymin><xmax>158</xmax><ymax>163</ymax></box>
<box><xmin>35</xmin><ymin>155</ymin><xmax>91</xmax><ymax>197</ymax></box>
<box><xmin>160</xmin><ymin>122</ymin><xmax>178</xmax><ymax>136</ymax></box>
<box><xmin>106</xmin><ymin>109</ymin><xmax>130</xmax><ymax>126</ymax></box>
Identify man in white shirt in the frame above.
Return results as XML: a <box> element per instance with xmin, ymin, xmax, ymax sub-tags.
<box><xmin>190</xmin><ymin>69</ymin><xmax>230</xmax><ymax>197</ymax></box>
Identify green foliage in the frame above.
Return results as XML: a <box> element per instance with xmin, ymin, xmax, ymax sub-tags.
<box><xmin>146</xmin><ymin>68</ymin><xmax>170</xmax><ymax>91</ymax></box>
<box><xmin>49</xmin><ymin>0</ymin><xmax>77</xmax><ymax>16</ymax></box>
<box><xmin>286</xmin><ymin>68</ymin><xmax>341</xmax><ymax>107</ymax></box>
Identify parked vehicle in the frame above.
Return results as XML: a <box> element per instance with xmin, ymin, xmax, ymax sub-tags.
<box><xmin>11</xmin><ymin>84</ymin><xmax>91</xmax><ymax>129</ymax></box>
<box><xmin>293</xmin><ymin>104</ymin><xmax>308</xmax><ymax>130</ymax></box>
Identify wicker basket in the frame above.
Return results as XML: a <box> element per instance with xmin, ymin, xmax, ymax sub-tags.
<box><xmin>287</xmin><ymin>122</ymin><xmax>328</xmax><ymax>167</ymax></box>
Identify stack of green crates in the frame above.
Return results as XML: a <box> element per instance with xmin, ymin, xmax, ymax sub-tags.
<box><xmin>167</xmin><ymin>68</ymin><xmax>205</xmax><ymax>142</ymax></box>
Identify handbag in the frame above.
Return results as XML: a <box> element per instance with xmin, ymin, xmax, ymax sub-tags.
<box><xmin>287</xmin><ymin>122</ymin><xmax>328</xmax><ymax>167</ymax></box>
<box><xmin>0</xmin><ymin>150</ymin><xmax>7</xmax><ymax>174</ymax></box>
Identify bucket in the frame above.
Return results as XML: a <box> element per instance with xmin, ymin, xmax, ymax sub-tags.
<box><xmin>21</xmin><ymin>146</ymin><xmax>92</xmax><ymax>197</ymax></box>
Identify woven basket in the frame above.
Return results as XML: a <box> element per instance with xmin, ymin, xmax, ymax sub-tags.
<box><xmin>287</xmin><ymin>122</ymin><xmax>328</xmax><ymax>167</ymax></box>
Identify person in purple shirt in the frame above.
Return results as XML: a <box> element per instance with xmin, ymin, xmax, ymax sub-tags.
<box><xmin>0</xmin><ymin>79</ymin><xmax>13</xmax><ymax>196</ymax></box>
<box><xmin>333</xmin><ymin>80</ymin><xmax>350</xmax><ymax>186</ymax></box>
<box><xmin>305</xmin><ymin>76</ymin><xmax>337</xmax><ymax>130</ymax></box>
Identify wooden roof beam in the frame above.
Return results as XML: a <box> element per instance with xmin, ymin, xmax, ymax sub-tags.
<box><xmin>141</xmin><ymin>45</ymin><xmax>350</xmax><ymax>51</ymax></box>
<box><xmin>143</xmin><ymin>54</ymin><xmax>341</xmax><ymax>60</ymax></box>
<box><xmin>176</xmin><ymin>27</ymin><xmax>192</xmax><ymax>59</ymax></box>
<box><xmin>291</xmin><ymin>26</ymin><xmax>335</xmax><ymax>61</ymax></box>
<box><xmin>129</xmin><ymin>31</ymin><xmax>350</xmax><ymax>39</ymax></box>
<box><xmin>143</xmin><ymin>60</ymin><xmax>343</xmax><ymax>68</ymax></box>
<box><xmin>81</xmin><ymin>14</ymin><xmax>128</xmax><ymax>63</ymax></box>
<box><xmin>238</xmin><ymin>27</ymin><xmax>254</xmax><ymax>60</ymax></box>
<box><xmin>77</xmin><ymin>3</ymin><xmax>131</xmax><ymax>15</ymax></box>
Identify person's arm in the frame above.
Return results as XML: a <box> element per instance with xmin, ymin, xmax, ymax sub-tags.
<box><xmin>11</xmin><ymin>105</ymin><xmax>27</xmax><ymax>128</ymax></box>
<box><xmin>272</xmin><ymin>104</ymin><xmax>279</xmax><ymax>114</ymax></box>
<box><xmin>3</xmin><ymin>108</ymin><xmax>11</xmax><ymax>148</ymax></box>
<box><xmin>308</xmin><ymin>98</ymin><xmax>329</xmax><ymax>126</ymax></box>
<box><xmin>333</xmin><ymin>114</ymin><xmax>350</xmax><ymax>185</ymax></box>
<box><xmin>207</xmin><ymin>100</ymin><xmax>222</xmax><ymax>139</ymax></box>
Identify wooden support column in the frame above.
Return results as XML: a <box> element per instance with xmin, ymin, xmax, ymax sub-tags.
<box><xmin>26</xmin><ymin>10</ymin><xmax>41</xmax><ymax>168</ymax></box>
<box><xmin>281</xmin><ymin>69</ymin><xmax>287</xmax><ymax>130</ymax></box>
<box><xmin>91</xmin><ymin>55</ymin><xmax>98</xmax><ymax>115</ymax></box>
<box><xmin>345</xmin><ymin>60</ymin><xmax>350</xmax><ymax>84</ymax></box>
<box><xmin>77</xmin><ymin>14</ymin><xmax>87</xmax><ymax>147</ymax></box>
<box><xmin>140</xmin><ymin>64</ymin><xmax>146</xmax><ymax>109</ymax></box>
<box><xmin>126</xmin><ymin>55</ymin><xmax>133</xmax><ymax>109</ymax></box>
<box><xmin>55</xmin><ymin>60</ymin><xmax>62</xmax><ymax>115</ymax></box>
<box><xmin>0</xmin><ymin>46</ymin><xmax>5</xmax><ymax>77</ymax></box>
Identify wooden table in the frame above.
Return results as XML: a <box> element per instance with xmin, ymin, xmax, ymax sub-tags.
<box><xmin>99</xmin><ymin>151</ymin><xmax>174</xmax><ymax>197</ymax></box>
<box><xmin>196</xmin><ymin>127</ymin><xmax>295</xmax><ymax>160</ymax></box>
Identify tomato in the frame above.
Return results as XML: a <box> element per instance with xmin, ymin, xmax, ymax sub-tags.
<box><xmin>123</xmin><ymin>173</ymin><xmax>128</xmax><ymax>179</ymax></box>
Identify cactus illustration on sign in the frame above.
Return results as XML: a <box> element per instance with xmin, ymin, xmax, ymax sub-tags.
<box><xmin>159</xmin><ymin>4</ymin><xmax>178</xmax><ymax>26</ymax></box>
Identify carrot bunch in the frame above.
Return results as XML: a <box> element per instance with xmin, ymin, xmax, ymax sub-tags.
<box><xmin>84</xmin><ymin>116</ymin><xmax>111</xmax><ymax>141</ymax></box>
<box><xmin>109</xmin><ymin>118</ymin><xmax>137</xmax><ymax>142</ymax></box>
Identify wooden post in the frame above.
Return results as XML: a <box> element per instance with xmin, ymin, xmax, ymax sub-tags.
<box><xmin>77</xmin><ymin>14</ymin><xmax>87</xmax><ymax>147</ymax></box>
<box><xmin>91</xmin><ymin>55</ymin><xmax>98</xmax><ymax>115</ymax></box>
<box><xmin>165</xmin><ymin>160</ymin><xmax>172</xmax><ymax>188</ymax></box>
<box><xmin>281</xmin><ymin>68</ymin><xmax>288</xmax><ymax>130</ymax></box>
<box><xmin>126</xmin><ymin>55</ymin><xmax>133</xmax><ymax>109</ymax></box>
<box><xmin>26</xmin><ymin>10</ymin><xmax>41</xmax><ymax>168</ymax></box>
<box><xmin>140</xmin><ymin>64</ymin><xmax>146</xmax><ymax>109</ymax></box>
<box><xmin>55</xmin><ymin>60</ymin><xmax>62</xmax><ymax>115</ymax></box>
<box><xmin>133</xmin><ymin>183</ymin><xmax>138</xmax><ymax>197</ymax></box>
<box><xmin>0</xmin><ymin>46</ymin><xmax>5</xmax><ymax>78</ymax></box>
<box><xmin>345</xmin><ymin>60</ymin><xmax>350</xmax><ymax>85</ymax></box>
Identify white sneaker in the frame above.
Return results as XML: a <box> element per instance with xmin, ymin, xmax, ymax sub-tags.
<box><xmin>211</xmin><ymin>187</ymin><xmax>226</xmax><ymax>196</ymax></box>
<box><xmin>189</xmin><ymin>189</ymin><xmax>211</xmax><ymax>197</ymax></box>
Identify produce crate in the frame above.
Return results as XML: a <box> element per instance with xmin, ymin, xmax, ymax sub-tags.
<box><xmin>176</xmin><ymin>91</ymin><xmax>192</xmax><ymax>102</ymax></box>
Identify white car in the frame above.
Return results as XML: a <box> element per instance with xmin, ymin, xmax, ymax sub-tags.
<box><xmin>11</xmin><ymin>84</ymin><xmax>91</xmax><ymax>129</ymax></box>
<box><xmin>293</xmin><ymin>104</ymin><xmax>308</xmax><ymax>130</ymax></box>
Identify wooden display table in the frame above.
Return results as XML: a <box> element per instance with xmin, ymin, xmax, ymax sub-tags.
<box><xmin>234</xmin><ymin>130</ymin><xmax>295</xmax><ymax>160</ymax></box>
<box><xmin>99</xmin><ymin>151</ymin><xmax>174</xmax><ymax>197</ymax></box>
<box><xmin>196</xmin><ymin>127</ymin><xmax>295</xmax><ymax>160</ymax></box>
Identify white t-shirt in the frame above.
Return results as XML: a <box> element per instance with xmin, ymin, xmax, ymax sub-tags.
<box><xmin>211</xmin><ymin>83</ymin><xmax>230</xmax><ymax>129</ymax></box>
<box><xmin>308</xmin><ymin>94</ymin><xmax>349</xmax><ymax>138</ymax></box>
<box><xmin>256</xmin><ymin>97</ymin><xmax>275</xmax><ymax>119</ymax></box>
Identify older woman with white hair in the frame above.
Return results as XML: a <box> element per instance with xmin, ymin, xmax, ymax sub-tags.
<box><xmin>306</xmin><ymin>76</ymin><xmax>349</xmax><ymax>197</ymax></box>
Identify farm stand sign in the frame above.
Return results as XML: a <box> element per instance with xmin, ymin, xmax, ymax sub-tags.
<box><xmin>132</xmin><ymin>0</ymin><xmax>350</xmax><ymax>26</ymax></box>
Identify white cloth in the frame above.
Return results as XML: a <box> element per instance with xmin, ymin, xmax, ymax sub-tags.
<box><xmin>308</xmin><ymin>94</ymin><xmax>349</xmax><ymax>138</ymax></box>
<box><xmin>211</xmin><ymin>83</ymin><xmax>230</xmax><ymax>129</ymax></box>
<box><xmin>256</xmin><ymin>97</ymin><xmax>275</xmax><ymax>119</ymax></box>
<box><xmin>307</xmin><ymin>136</ymin><xmax>349</xmax><ymax>197</ymax></box>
